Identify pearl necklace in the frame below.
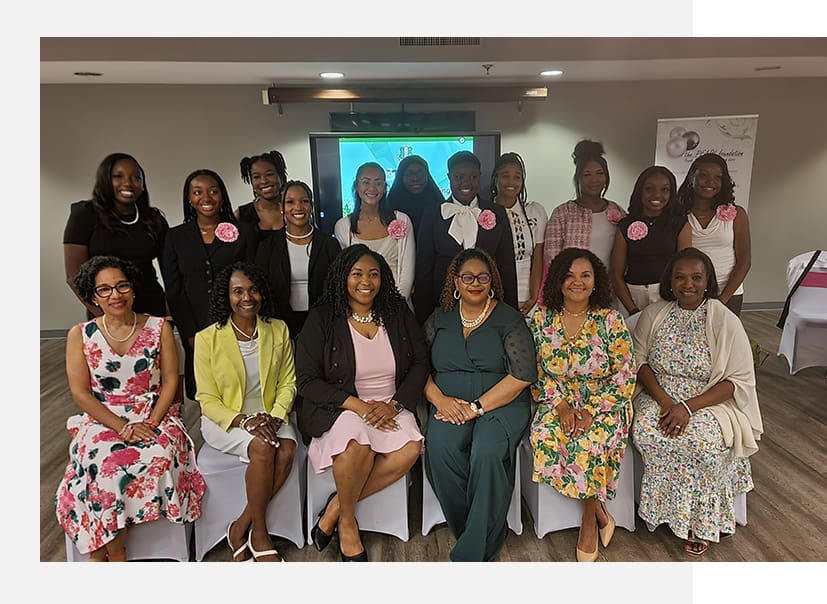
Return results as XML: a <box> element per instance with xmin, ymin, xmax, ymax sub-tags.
<box><xmin>101</xmin><ymin>312</ymin><xmax>137</xmax><ymax>343</ymax></box>
<box><xmin>285</xmin><ymin>225</ymin><xmax>314</xmax><ymax>240</ymax></box>
<box><xmin>459</xmin><ymin>297</ymin><xmax>491</xmax><ymax>329</ymax></box>
<box><xmin>350</xmin><ymin>309</ymin><xmax>375</xmax><ymax>324</ymax></box>
<box><xmin>117</xmin><ymin>208</ymin><xmax>140</xmax><ymax>225</ymax></box>
<box><xmin>230</xmin><ymin>318</ymin><xmax>258</xmax><ymax>341</ymax></box>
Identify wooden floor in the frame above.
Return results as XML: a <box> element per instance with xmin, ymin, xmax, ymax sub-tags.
<box><xmin>39</xmin><ymin>310</ymin><xmax>827</xmax><ymax>562</ymax></box>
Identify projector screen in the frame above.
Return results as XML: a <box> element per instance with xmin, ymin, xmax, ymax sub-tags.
<box><xmin>309</xmin><ymin>131</ymin><xmax>501</xmax><ymax>235</ymax></box>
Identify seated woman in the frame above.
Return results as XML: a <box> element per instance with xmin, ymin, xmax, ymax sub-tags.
<box><xmin>610</xmin><ymin>165</ymin><xmax>685</xmax><ymax>317</ymax></box>
<box><xmin>55</xmin><ymin>256</ymin><xmax>205</xmax><ymax>561</ymax></box>
<box><xmin>295</xmin><ymin>244</ymin><xmax>428</xmax><ymax>562</ymax></box>
<box><xmin>631</xmin><ymin>247</ymin><xmax>763</xmax><ymax>556</ymax></box>
<box><xmin>530</xmin><ymin>247</ymin><xmax>636</xmax><ymax>562</ymax></box>
<box><xmin>194</xmin><ymin>261</ymin><xmax>298</xmax><ymax>562</ymax></box>
<box><xmin>255</xmin><ymin>180</ymin><xmax>341</xmax><ymax>338</ymax></box>
<box><xmin>423</xmin><ymin>248</ymin><xmax>534</xmax><ymax>562</ymax></box>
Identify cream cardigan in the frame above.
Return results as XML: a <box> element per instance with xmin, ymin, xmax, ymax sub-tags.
<box><xmin>632</xmin><ymin>299</ymin><xmax>763</xmax><ymax>457</ymax></box>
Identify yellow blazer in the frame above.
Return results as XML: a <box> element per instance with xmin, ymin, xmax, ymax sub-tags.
<box><xmin>194</xmin><ymin>316</ymin><xmax>296</xmax><ymax>431</ymax></box>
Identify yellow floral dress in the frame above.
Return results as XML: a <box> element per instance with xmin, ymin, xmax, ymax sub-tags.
<box><xmin>529</xmin><ymin>307</ymin><xmax>636</xmax><ymax>501</ymax></box>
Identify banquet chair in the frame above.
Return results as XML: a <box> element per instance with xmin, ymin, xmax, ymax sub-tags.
<box><xmin>420</xmin><ymin>448</ymin><xmax>523</xmax><ymax>536</ymax></box>
<box><xmin>305</xmin><ymin>455</ymin><xmax>410</xmax><ymax>546</ymax></box>
<box><xmin>519</xmin><ymin>434</ymin><xmax>636</xmax><ymax>539</ymax></box>
<box><xmin>193</xmin><ymin>421</ymin><xmax>306</xmax><ymax>561</ymax></box>
<box><xmin>778</xmin><ymin>268</ymin><xmax>827</xmax><ymax>375</ymax></box>
<box><xmin>65</xmin><ymin>519</ymin><xmax>192</xmax><ymax>562</ymax></box>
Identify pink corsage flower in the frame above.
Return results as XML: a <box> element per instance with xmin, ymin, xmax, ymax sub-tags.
<box><xmin>478</xmin><ymin>209</ymin><xmax>497</xmax><ymax>230</ymax></box>
<box><xmin>215</xmin><ymin>222</ymin><xmax>239</xmax><ymax>243</ymax></box>
<box><xmin>606</xmin><ymin>206</ymin><xmax>623</xmax><ymax>225</ymax></box>
<box><xmin>716</xmin><ymin>204</ymin><xmax>737</xmax><ymax>222</ymax></box>
<box><xmin>626</xmin><ymin>221</ymin><xmax>649</xmax><ymax>241</ymax></box>
<box><xmin>387</xmin><ymin>218</ymin><xmax>408</xmax><ymax>240</ymax></box>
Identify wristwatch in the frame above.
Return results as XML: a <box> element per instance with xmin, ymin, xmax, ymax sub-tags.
<box><xmin>392</xmin><ymin>400</ymin><xmax>405</xmax><ymax>414</ymax></box>
<box><xmin>469</xmin><ymin>399</ymin><xmax>485</xmax><ymax>417</ymax></box>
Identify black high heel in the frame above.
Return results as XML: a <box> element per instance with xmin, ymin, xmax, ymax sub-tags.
<box><xmin>341</xmin><ymin>549</ymin><xmax>368</xmax><ymax>562</ymax></box>
<box><xmin>311</xmin><ymin>491</ymin><xmax>337</xmax><ymax>552</ymax></box>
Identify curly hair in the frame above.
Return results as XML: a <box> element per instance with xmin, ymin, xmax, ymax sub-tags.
<box><xmin>572</xmin><ymin>139</ymin><xmax>610</xmax><ymax>199</ymax></box>
<box><xmin>675</xmin><ymin>153</ymin><xmax>736</xmax><ymax>213</ymax></box>
<box><xmin>659</xmin><ymin>247</ymin><xmax>719</xmax><ymax>302</ymax></box>
<box><xmin>314</xmin><ymin>243</ymin><xmax>404</xmax><ymax>324</ymax></box>
<box><xmin>438</xmin><ymin>248</ymin><xmax>505</xmax><ymax>311</ymax></box>
<box><xmin>73</xmin><ymin>255</ymin><xmax>142</xmax><ymax>306</ymax></box>
<box><xmin>627</xmin><ymin>165</ymin><xmax>684</xmax><ymax>230</ymax></box>
<box><xmin>181</xmin><ymin>168</ymin><xmax>236</xmax><ymax>223</ymax></box>
<box><xmin>541</xmin><ymin>247</ymin><xmax>612</xmax><ymax>311</ymax></box>
<box><xmin>207</xmin><ymin>261</ymin><xmax>277</xmax><ymax>327</ymax></box>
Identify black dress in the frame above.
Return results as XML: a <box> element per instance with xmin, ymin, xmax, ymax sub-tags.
<box><xmin>236</xmin><ymin>201</ymin><xmax>276</xmax><ymax>244</ymax></box>
<box><xmin>63</xmin><ymin>200</ymin><xmax>168</xmax><ymax>317</ymax></box>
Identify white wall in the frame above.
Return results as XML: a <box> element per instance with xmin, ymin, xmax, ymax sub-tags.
<box><xmin>41</xmin><ymin>78</ymin><xmax>827</xmax><ymax>331</ymax></box>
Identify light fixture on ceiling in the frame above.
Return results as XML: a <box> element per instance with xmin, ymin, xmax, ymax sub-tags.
<box><xmin>73</xmin><ymin>71</ymin><xmax>103</xmax><ymax>77</ymax></box>
<box><xmin>320</xmin><ymin>72</ymin><xmax>344</xmax><ymax>79</ymax></box>
<box><xmin>540</xmin><ymin>69</ymin><xmax>563</xmax><ymax>77</ymax></box>
<box><xmin>754</xmin><ymin>65</ymin><xmax>781</xmax><ymax>72</ymax></box>
<box><xmin>262</xmin><ymin>84</ymin><xmax>547</xmax><ymax>105</ymax></box>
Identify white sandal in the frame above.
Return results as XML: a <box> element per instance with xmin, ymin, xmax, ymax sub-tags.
<box><xmin>226</xmin><ymin>520</ymin><xmax>250</xmax><ymax>561</ymax></box>
<box><xmin>247</xmin><ymin>529</ymin><xmax>286</xmax><ymax>562</ymax></box>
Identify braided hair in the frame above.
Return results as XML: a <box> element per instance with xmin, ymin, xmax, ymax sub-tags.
<box><xmin>489</xmin><ymin>151</ymin><xmax>528</xmax><ymax>207</ymax></box>
<box><xmin>207</xmin><ymin>261</ymin><xmax>277</xmax><ymax>328</ymax></box>
<box><xmin>239</xmin><ymin>150</ymin><xmax>288</xmax><ymax>191</ymax></box>
<box><xmin>438</xmin><ymin>248</ymin><xmax>505</xmax><ymax>311</ymax></box>
<box><xmin>314</xmin><ymin>243</ymin><xmax>404</xmax><ymax>324</ymax></box>
<box><xmin>181</xmin><ymin>168</ymin><xmax>236</xmax><ymax>223</ymax></box>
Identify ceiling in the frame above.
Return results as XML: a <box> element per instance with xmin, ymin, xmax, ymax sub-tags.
<box><xmin>41</xmin><ymin>37</ymin><xmax>827</xmax><ymax>86</ymax></box>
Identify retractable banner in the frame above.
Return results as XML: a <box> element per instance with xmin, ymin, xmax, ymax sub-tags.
<box><xmin>654</xmin><ymin>114</ymin><xmax>759</xmax><ymax>209</ymax></box>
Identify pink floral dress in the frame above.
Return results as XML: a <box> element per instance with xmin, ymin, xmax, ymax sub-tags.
<box><xmin>55</xmin><ymin>316</ymin><xmax>205</xmax><ymax>554</ymax></box>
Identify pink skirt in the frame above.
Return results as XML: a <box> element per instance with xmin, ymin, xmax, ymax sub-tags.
<box><xmin>308</xmin><ymin>409</ymin><xmax>423</xmax><ymax>473</ymax></box>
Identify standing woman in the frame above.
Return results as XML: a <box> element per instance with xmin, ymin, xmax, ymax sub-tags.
<box><xmin>530</xmin><ymin>248</ymin><xmax>636</xmax><ymax>562</ymax></box>
<box><xmin>542</xmin><ymin>140</ymin><xmax>625</xmax><ymax>278</ymax></box>
<box><xmin>194</xmin><ymin>262</ymin><xmax>298</xmax><ymax>562</ymax></box>
<box><xmin>676</xmin><ymin>153</ymin><xmax>751</xmax><ymax>316</ymax></box>
<box><xmin>161</xmin><ymin>168</ymin><xmax>257</xmax><ymax>401</ymax></box>
<box><xmin>423</xmin><ymin>248</ymin><xmax>534</xmax><ymax>562</ymax></box>
<box><xmin>63</xmin><ymin>152</ymin><xmax>169</xmax><ymax>318</ymax></box>
<box><xmin>491</xmin><ymin>151</ymin><xmax>548</xmax><ymax>315</ymax></box>
<box><xmin>56</xmin><ymin>256</ymin><xmax>205</xmax><ymax>561</ymax></box>
<box><xmin>387</xmin><ymin>154</ymin><xmax>445</xmax><ymax>236</ymax></box>
<box><xmin>611</xmin><ymin>165</ymin><xmax>686</xmax><ymax>316</ymax></box>
<box><xmin>255</xmin><ymin>180</ymin><xmax>341</xmax><ymax>338</ymax></box>
<box><xmin>295</xmin><ymin>244</ymin><xmax>428</xmax><ymax>562</ymax></box>
<box><xmin>235</xmin><ymin>150</ymin><xmax>288</xmax><ymax>241</ymax></box>
<box><xmin>334</xmin><ymin>162</ymin><xmax>416</xmax><ymax>302</ymax></box>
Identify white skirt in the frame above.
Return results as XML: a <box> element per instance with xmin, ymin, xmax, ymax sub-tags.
<box><xmin>201</xmin><ymin>415</ymin><xmax>297</xmax><ymax>464</ymax></box>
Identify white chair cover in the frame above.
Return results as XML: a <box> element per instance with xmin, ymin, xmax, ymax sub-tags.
<box><xmin>65</xmin><ymin>519</ymin><xmax>192</xmax><ymax>562</ymax></box>
<box><xmin>420</xmin><ymin>449</ymin><xmax>523</xmax><ymax>536</ymax></box>
<box><xmin>305</xmin><ymin>455</ymin><xmax>410</xmax><ymax>545</ymax></box>
<box><xmin>193</xmin><ymin>435</ymin><xmax>306</xmax><ymax>561</ymax></box>
<box><xmin>778</xmin><ymin>263</ymin><xmax>827</xmax><ymax>375</ymax></box>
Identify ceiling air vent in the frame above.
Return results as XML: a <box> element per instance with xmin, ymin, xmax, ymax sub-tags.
<box><xmin>399</xmin><ymin>37</ymin><xmax>481</xmax><ymax>47</ymax></box>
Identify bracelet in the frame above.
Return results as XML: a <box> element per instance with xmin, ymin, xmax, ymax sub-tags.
<box><xmin>239</xmin><ymin>414</ymin><xmax>255</xmax><ymax>431</ymax></box>
<box><xmin>145</xmin><ymin>418</ymin><xmax>159</xmax><ymax>428</ymax></box>
<box><xmin>680</xmin><ymin>401</ymin><xmax>693</xmax><ymax>416</ymax></box>
<box><xmin>117</xmin><ymin>423</ymin><xmax>130</xmax><ymax>437</ymax></box>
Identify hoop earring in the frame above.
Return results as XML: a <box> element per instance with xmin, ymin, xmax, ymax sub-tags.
<box><xmin>453</xmin><ymin>289</ymin><xmax>460</xmax><ymax>300</ymax></box>
<box><xmin>488</xmin><ymin>290</ymin><xmax>494</xmax><ymax>299</ymax></box>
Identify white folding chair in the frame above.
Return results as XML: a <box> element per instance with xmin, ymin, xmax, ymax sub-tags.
<box><xmin>193</xmin><ymin>434</ymin><xmax>306</xmax><ymax>561</ymax></box>
<box><xmin>520</xmin><ymin>434</ymin><xmax>636</xmax><ymax>539</ymax></box>
<box><xmin>65</xmin><ymin>519</ymin><xmax>192</xmax><ymax>562</ymax></box>
<box><xmin>305</xmin><ymin>455</ymin><xmax>410</xmax><ymax>545</ymax></box>
<box><xmin>420</xmin><ymin>449</ymin><xmax>523</xmax><ymax>536</ymax></box>
<box><xmin>778</xmin><ymin>268</ymin><xmax>827</xmax><ymax>375</ymax></box>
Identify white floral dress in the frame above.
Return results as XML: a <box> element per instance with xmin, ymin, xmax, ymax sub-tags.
<box><xmin>55</xmin><ymin>316</ymin><xmax>206</xmax><ymax>554</ymax></box>
<box><xmin>631</xmin><ymin>302</ymin><xmax>752</xmax><ymax>542</ymax></box>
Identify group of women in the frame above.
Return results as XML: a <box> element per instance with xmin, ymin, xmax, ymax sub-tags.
<box><xmin>55</xmin><ymin>141</ymin><xmax>761</xmax><ymax>563</ymax></box>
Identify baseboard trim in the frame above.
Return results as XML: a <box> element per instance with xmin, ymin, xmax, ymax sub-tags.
<box><xmin>743</xmin><ymin>301</ymin><xmax>784</xmax><ymax>311</ymax></box>
<box><xmin>41</xmin><ymin>329</ymin><xmax>69</xmax><ymax>339</ymax></box>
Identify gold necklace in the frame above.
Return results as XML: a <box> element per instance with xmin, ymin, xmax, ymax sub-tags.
<box><xmin>101</xmin><ymin>312</ymin><xmax>137</xmax><ymax>343</ymax></box>
<box><xmin>561</xmin><ymin>311</ymin><xmax>588</xmax><ymax>344</ymax></box>
<box><xmin>562</xmin><ymin>306</ymin><xmax>589</xmax><ymax>318</ymax></box>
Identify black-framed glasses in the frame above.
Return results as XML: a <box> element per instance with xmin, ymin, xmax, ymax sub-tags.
<box><xmin>459</xmin><ymin>272</ymin><xmax>491</xmax><ymax>285</ymax></box>
<box><xmin>94</xmin><ymin>281</ymin><xmax>133</xmax><ymax>298</ymax></box>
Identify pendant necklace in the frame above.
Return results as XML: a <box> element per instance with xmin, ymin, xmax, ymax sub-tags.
<box><xmin>230</xmin><ymin>317</ymin><xmax>258</xmax><ymax>344</ymax></box>
<box><xmin>460</xmin><ymin>297</ymin><xmax>491</xmax><ymax>329</ymax></box>
<box><xmin>561</xmin><ymin>309</ymin><xmax>589</xmax><ymax>345</ymax></box>
<box><xmin>101</xmin><ymin>312</ymin><xmax>137</xmax><ymax>343</ymax></box>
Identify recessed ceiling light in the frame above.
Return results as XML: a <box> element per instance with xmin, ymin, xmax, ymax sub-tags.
<box><xmin>754</xmin><ymin>65</ymin><xmax>781</xmax><ymax>71</ymax></box>
<box><xmin>320</xmin><ymin>72</ymin><xmax>344</xmax><ymax>79</ymax></box>
<box><xmin>73</xmin><ymin>71</ymin><xmax>102</xmax><ymax>77</ymax></box>
<box><xmin>540</xmin><ymin>69</ymin><xmax>563</xmax><ymax>77</ymax></box>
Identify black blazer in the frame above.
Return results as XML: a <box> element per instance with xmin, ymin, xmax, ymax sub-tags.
<box><xmin>254</xmin><ymin>228</ymin><xmax>341</xmax><ymax>337</ymax></box>
<box><xmin>294</xmin><ymin>302</ymin><xmax>430</xmax><ymax>442</ymax></box>
<box><xmin>160</xmin><ymin>220</ymin><xmax>257</xmax><ymax>340</ymax></box>
<box><xmin>412</xmin><ymin>198</ymin><xmax>518</xmax><ymax>323</ymax></box>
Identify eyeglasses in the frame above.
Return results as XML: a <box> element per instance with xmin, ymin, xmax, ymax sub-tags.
<box><xmin>94</xmin><ymin>281</ymin><xmax>133</xmax><ymax>298</ymax></box>
<box><xmin>458</xmin><ymin>272</ymin><xmax>491</xmax><ymax>285</ymax></box>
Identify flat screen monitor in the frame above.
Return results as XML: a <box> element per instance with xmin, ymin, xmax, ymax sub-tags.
<box><xmin>309</xmin><ymin>131</ymin><xmax>501</xmax><ymax>235</ymax></box>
